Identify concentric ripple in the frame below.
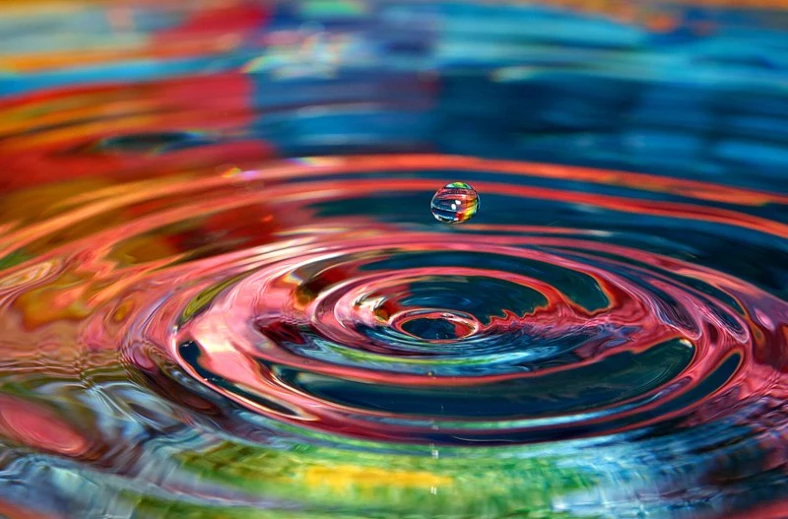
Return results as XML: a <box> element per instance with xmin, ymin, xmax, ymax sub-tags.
<box><xmin>71</xmin><ymin>155</ymin><xmax>781</xmax><ymax>448</ymax></box>
<box><xmin>0</xmin><ymin>150</ymin><xmax>786</xmax><ymax>517</ymax></box>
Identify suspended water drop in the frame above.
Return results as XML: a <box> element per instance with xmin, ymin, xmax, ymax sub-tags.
<box><xmin>430</xmin><ymin>182</ymin><xmax>479</xmax><ymax>224</ymax></box>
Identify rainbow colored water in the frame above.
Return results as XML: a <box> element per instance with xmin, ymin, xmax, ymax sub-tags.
<box><xmin>0</xmin><ymin>1</ymin><xmax>786</xmax><ymax>518</ymax></box>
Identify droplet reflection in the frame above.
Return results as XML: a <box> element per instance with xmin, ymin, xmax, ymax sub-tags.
<box><xmin>430</xmin><ymin>182</ymin><xmax>480</xmax><ymax>224</ymax></box>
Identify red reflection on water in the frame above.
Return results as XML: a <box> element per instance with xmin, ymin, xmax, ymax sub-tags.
<box><xmin>0</xmin><ymin>395</ymin><xmax>90</xmax><ymax>457</ymax></box>
<box><xmin>0</xmin><ymin>73</ymin><xmax>274</xmax><ymax>192</ymax></box>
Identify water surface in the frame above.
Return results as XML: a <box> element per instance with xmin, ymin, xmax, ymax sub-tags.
<box><xmin>0</xmin><ymin>2</ymin><xmax>787</xmax><ymax>518</ymax></box>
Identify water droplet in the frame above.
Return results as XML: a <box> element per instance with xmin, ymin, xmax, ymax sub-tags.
<box><xmin>430</xmin><ymin>182</ymin><xmax>479</xmax><ymax>224</ymax></box>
